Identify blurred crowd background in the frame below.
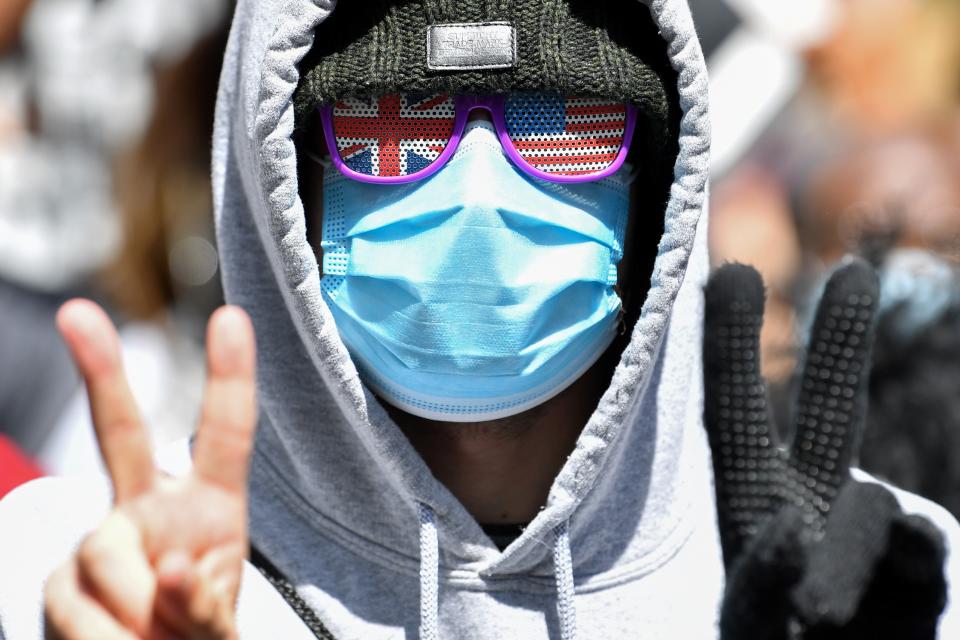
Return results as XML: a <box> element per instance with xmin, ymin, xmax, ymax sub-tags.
<box><xmin>0</xmin><ymin>0</ymin><xmax>958</xmax><ymax>515</ymax></box>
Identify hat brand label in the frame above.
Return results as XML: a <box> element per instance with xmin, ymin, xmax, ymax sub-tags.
<box><xmin>427</xmin><ymin>22</ymin><xmax>516</xmax><ymax>71</ymax></box>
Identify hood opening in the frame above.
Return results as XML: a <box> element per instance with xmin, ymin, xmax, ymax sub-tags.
<box><xmin>295</xmin><ymin>0</ymin><xmax>682</xmax><ymax>409</ymax></box>
<box><xmin>288</xmin><ymin>1</ymin><xmax>684</xmax><ymax>551</ymax></box>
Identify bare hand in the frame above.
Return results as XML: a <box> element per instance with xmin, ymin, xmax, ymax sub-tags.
<box><xmin>44</xmin><ymin>301</ymin><xmax>257</xmax><ymax>640</ymax></box>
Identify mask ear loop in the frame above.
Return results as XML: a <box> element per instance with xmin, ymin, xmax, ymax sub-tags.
<box><xmin>599</xmin><ymin>160</ymin><xmax>640</xmax><ymax>188</ymax></box>
<box><xmin>305</xmin><ymin>148</ymin><xmax>333</xmax><ymax>169</ymax></box>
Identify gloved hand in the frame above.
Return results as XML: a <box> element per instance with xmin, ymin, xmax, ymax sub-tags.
<box><xmin>702</xmin><ymin>259</ymin><xmax>948</xmax><ymax>640</ymax></box>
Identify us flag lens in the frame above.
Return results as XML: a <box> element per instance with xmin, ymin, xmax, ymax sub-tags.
<box><xmin>503</xmin><ymin>93</ymin><xmax>628</xmax><ymax>177</ymax></box>
<box><xmin>331</xmin><ymin>93</ymin><xmax>457</xmax><ymax>178</ymax></box>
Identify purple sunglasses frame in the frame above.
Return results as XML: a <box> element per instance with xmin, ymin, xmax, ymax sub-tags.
<box><xmin>318</xmin><ymin>94</ymin><xmax>639</xmax><ymax>185</ymax></box>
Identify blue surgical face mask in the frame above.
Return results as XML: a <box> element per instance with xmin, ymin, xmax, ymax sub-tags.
<box><xmin>320</xmin><ymin>121</ymin><xmax>633</xmax><ymax>422</ymax></box>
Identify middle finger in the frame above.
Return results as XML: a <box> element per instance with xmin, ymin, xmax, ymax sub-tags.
<box><xmin>57</xmin><ymin>300</ymin><xmax>155</xmax><ymax>502</ymax></box>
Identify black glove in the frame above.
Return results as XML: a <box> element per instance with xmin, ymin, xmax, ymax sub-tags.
<box><xmin>703</xmin><ymin>259</ymin><xmax>948</xmax><ymax>640</ymax></box>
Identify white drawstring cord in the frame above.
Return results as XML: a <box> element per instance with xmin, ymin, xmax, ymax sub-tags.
<box><xmin>418</xmin><ymin>503</ymin><xmax>440</xmax><ymax>640</ymax></box>
<box><xmin>419</xmin><ymin>506</ymin><xmax>576</xmax><ymax>640</ymax></box>
<box><xmin>553</xmin><ymin>520</ymin><xmax>578</xmax><ymax>640</ymax></box>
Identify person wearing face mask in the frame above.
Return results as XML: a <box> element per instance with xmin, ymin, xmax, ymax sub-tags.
<box><xmin>2</xmin><ymin>1</ymin><xmax>960</xmax><ymax>639</ymax></box>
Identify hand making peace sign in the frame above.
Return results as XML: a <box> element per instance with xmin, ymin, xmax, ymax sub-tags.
<box><xmin>43</xmin><ymin>300</ymin><xmax>257</xmax><ymax>640</ymax></box>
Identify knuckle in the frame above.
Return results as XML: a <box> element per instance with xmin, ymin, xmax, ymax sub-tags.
<box><xmin>102</xmin><ymin>417</ymin><xmax>141</xmax><ymax>439</ymax></box>
<box><xmin>43</xmin><ymin>608</ymin><xmax>69</xmax><ymax>640</ymax></box>
<box><xmin>204</xmin><ymin>417</ymin><xmax>254</xmax><ymax>460</ymax></box>
<box><xmin>45</xmin><ymin>558</ymin><xmax>80</xmax><ymax>600</ymax></box>
<box><xmin>77</xmin><ymin>531</ymin><xmax>113</xmax><ymax>569</ymax></box>
<box><xmin>43</xmin><ymin>564</ymin><xmax>76</xmax><ymax>638</ymax></box>
<box><xmin>217</xmin><ymin>422</ymin><xmax>254</xmax><ymax>457</ymax></box>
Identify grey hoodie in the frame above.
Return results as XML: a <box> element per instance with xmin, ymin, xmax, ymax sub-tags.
<box><xmin>2</xmin><ymin>1</ymin><xmax>960</xmax><ymax>639</ymax></box>
<box><xmin>219</xmin><ymin>0</ymin><xmax>721</xmax><ymax>636</ymax></box>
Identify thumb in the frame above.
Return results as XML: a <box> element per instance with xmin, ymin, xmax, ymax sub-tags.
<box><xmin>154</xmin><ymin>545</ymin><xmax>243</xmax><ymax>639</ymax></box>
<box><xmin>835</xmin><ymin>512</ymin><xmax>947</xmax><ymax>640</ymax></box>
<box><xmin>720</xmin><ymin>506</ymin><xmax>807</xmax><ymax>640</ymax></box>
<box><xmin>792</xmin><ymin>481</ymin><xmax>901</xmax><ymax>628</ymax></box>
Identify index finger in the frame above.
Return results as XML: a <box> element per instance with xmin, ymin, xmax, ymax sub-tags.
<box><xmin>703</xmin><ymin>263</ymin><xmax>780</xmax><ymax>566</ymax></box>
<box><xmin>192</xmin><ymin>306</ymin><xmax>257</xmax><ymax>493</ymax></box>
<box><xmin>57</xmin><ymin>300</ymin><xmax>155</xmax><ymax>503</ymax></box>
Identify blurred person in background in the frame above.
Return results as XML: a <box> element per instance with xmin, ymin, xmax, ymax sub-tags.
<box><xmin>792</xmin><ymin>130</ymin><xmax>960</xmax><ymax>519</ymax></box>
<box><xmin>0</xmin><ymin>0</ymin><xmax>43</xmax><ymax>497</ymax></box>
<box><xmin>806</xmin><ymin>0</ymin><xmax>960</xmax><ymax>135</ymax></box>
<box><xmin>711</xmin><ymin>0</ymin><xmax>960</xmax><ymax>274</ymax></box>
<box><xmin>0</xmin><ymin>0</ymin><xmax>230</xmax><ymax>481</ymax></box>
<box><xmin>0</xmin><ymin>1</ymin><xmax>31</xmax><ymax>54</ymax></box>
<box><xmin>862</xmin><ymin>248</ymin><xmax>960</xmax><ymax>519</ymax></box>
<box><xmin>798</xmin><ymin>126</ymin><xmax>960</xmax><ymax>268</ymax></box>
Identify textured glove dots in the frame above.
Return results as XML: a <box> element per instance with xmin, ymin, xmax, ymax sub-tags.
<box><xmin>703</xmin><ymin>260</ymin><xmax>948</xmax><ymax>640</ymax></box>
<box><xmin>320</xmin><ymin>121</ymin><xmax>632</xmax><ymax>421</ymax></box>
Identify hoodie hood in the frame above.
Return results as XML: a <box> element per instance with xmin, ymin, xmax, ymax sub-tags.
<box><xmin>213</xmin><ymin>0</ymin><xmax>719</xmax><ymax>636</ymax></box>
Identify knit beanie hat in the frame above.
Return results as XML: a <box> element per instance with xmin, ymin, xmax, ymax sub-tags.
<box><xmin>294</xmin><ymin>0</ymin><xmax>678</xmax><ymax>151</ymax></box>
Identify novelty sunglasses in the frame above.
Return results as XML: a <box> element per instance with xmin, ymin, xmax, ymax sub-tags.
<box><xmin>318</xmin><ymin>92</ymin><xmax>639</xmax><ymax>185</ymax></box>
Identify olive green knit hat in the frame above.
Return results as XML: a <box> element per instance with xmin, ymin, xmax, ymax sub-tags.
<box><xmin>294</xmin><ymin>0</ymin><xmax>677</xmax><ymax>145</ymax></box>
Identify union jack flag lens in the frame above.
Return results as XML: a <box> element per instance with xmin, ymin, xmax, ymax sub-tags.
<box><xmin>332</xmin><ymin>94</ymin><xmax>457</xmax><ymax>178</ymax></box>
<box><xmin>504</xmin><ymin>93</ymin><xmax>628</xmax><ymax>176</ymax></box>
